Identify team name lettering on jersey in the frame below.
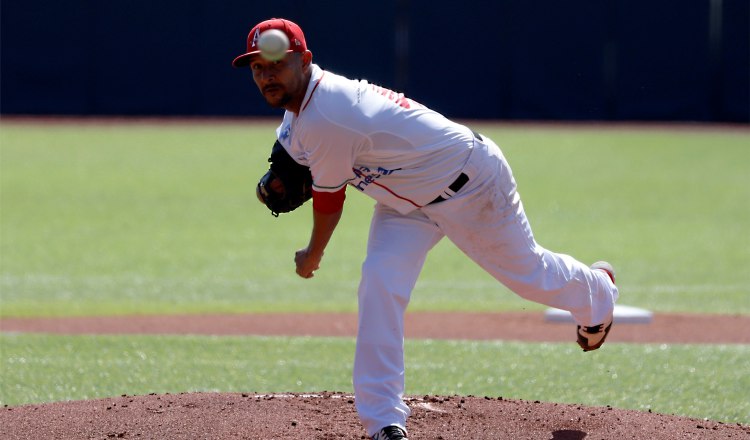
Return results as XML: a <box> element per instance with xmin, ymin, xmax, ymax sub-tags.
<box><xmin>370</xmin><ymin>85</ymin><xmax>411</xmax><ymax>109</ymax></box>
<box><xmin>352</xmin><ymin>166</ymin><xmax>401</xmax><ymax>191</ymax></box>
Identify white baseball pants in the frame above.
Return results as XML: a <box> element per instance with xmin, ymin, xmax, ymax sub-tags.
<box><xmin>353</xmin><ymin>135</ymin><xmax>619</xmax><ymax>435</ymax></box>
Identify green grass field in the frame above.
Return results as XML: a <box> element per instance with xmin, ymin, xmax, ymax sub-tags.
<box><xmin>1</xmin><ymin>120</ymin><xmax>749</xmax><ymax>423</ymax></box>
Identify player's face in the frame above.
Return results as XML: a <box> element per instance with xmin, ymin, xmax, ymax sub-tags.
<box><xmin>250</xmin><ymin>52</ymin><xmax>309</xmax><ymax>112</ymax></box>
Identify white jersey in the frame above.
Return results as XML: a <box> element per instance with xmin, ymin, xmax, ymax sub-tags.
<box><xmin>275</xmin><ymin>64</ymin><xmax>474</xmax><ymax>214</ymax></box>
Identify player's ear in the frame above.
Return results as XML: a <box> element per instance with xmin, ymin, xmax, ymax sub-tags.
<box><xmin>302</xmin><ymin>50</ymin><xmax>313</xmax><ymax>67</ymax></box>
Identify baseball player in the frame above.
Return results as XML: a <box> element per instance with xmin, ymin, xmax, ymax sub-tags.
<box><xmin>234</xmin><ymin>18</ymin><xmax>619</xmax><ymax>440</ymax></box>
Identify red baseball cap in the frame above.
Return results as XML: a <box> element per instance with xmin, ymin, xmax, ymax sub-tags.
<box><xmin>232</xmin><ymin>18</ymin><xmax>308</xmax><ymax>68</ymax></box>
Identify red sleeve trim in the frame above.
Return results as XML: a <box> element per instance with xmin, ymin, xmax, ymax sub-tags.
<box><xmin>312</xmin><ymin>186</ymin><xmax>346</xmax><ymax>214</ymax></box>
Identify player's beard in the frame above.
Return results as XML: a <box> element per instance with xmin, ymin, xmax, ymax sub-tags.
<box><xmin>262</xmin><ymin>86</ymin><xmax>293</xmax><ymax>109</ymax></box>
<box><xmin>264</xmin><ymin>92</ymin><xmax>292</xmax><ymax>109</ymax></box>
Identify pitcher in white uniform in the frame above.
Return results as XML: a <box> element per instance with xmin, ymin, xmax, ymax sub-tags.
<box><xmin>233</xmin><ymin>18</ymin><xmax>619</xmax><ymax>440</ymax></box>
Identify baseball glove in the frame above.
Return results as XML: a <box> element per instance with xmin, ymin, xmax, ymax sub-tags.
<box><xmin>256</xmin><ymin>140</ymin><xmax>313</xmax><ymax>217</ymax></box>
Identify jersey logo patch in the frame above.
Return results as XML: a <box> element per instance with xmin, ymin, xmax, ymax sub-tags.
<box><xmin>279</xmin><ymin>124</ymin><xmax>291</xmax><ymax>141</ymax></box>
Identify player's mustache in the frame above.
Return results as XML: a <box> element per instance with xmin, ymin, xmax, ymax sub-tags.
<box><xmin>263</xmin><ymin>83</ymin><xmax>283</xmax><ymax>93</ymax></box>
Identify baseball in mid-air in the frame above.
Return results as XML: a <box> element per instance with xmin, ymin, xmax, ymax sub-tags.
<box><xmin>258</xmin><ymin>29</ymin><xmax>290</xmax><ymax>61</ymax></box>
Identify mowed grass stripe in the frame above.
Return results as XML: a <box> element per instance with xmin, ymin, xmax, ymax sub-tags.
<box><xmin>1</xmin><ymin>333</ymin><xmax>748</xmax><ymax>424</ymax></box>
<box><xmin>2</xmin><ymin>122</ymin><xmax>748</xmax><ymax>316</ymax></box>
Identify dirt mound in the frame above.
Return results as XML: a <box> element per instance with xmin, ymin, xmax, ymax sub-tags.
<box><xmin>2</xmin><ymin>392</ymin><xmax>747</xmax><ymax>439</ymax></box>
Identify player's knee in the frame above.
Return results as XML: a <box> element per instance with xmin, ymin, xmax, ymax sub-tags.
<box><xmin>360</xmin><ymin>253</ymin><xmax>418</xmax><ymax>301</ymax></box>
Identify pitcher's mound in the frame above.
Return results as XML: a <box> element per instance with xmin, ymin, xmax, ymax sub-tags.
<box><xmin>2</xmin><ymin>392</ymin><xmax>747</xmax><ymax>439</ymax></box>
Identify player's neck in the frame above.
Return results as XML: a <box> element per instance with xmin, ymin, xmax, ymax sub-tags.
<box><xmin>285</xmin><ymin>69</ymin><xmax>313</xmax><ymax>115</ymax></box>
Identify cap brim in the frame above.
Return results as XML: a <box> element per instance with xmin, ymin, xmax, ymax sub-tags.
<box><xmin>232</xmin><ymin>51</ymin><xmax>259</xmax><ymax>68</ymax></box>
<box><xmin>232</xmin><ymin>50</ymin><xmax>298</xmax><ymax>67</ymax></box>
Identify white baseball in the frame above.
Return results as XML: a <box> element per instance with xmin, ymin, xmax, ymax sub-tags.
<box><xmin>258</xmin><ymin>29</ymin><xmax>290</xmax><ymax>61</ymax></box>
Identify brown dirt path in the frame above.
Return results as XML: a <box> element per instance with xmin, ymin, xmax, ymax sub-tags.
<box><xmin>2</xmin><ymin>311</ymin><xmax>749</xmax><ymax>343</ymax></box>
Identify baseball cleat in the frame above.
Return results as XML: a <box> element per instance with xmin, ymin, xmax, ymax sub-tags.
<box><xmin>372</xmin><ymin>425</ymin><xmax>408</xmax><ymax>440</ymax></box>
<box><xmin>577</xmin><ymin>319</ymin><xmax>613</xmax><ymax>352</ymax></box>
<box><xmin>577</xmin><ymin>261</ymin><xmax>616</xmax><ymax>352</ymax></box>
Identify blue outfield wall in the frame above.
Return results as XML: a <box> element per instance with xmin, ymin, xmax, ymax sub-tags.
<box><xmin>1</xmin><ymin>0</ymin><xmax>747</xmax><ymax>122</ymax></box>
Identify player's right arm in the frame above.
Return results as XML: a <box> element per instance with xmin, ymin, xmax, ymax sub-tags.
<box><xmin>294</xmin><ymin>187</ymin><xmax>346</xmax><ymax>278</ymax></box>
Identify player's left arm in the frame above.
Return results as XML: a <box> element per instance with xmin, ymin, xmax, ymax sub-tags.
<box><xmin>294</xmin><ymin>187</ymin><xmax>346</xmax><ymax>278</ymax></box>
